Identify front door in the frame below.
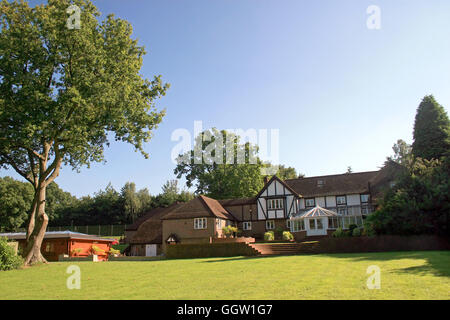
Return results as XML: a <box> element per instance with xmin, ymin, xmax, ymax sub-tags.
<box><xmin>306</xmin><ymin>218</ymin><xmax>327</xmax><ymax>236</ymax></box>
<box><xmin>145</xmin><ymin>244</ymin><xmax>157</xmax><ymax>257</ymax></box>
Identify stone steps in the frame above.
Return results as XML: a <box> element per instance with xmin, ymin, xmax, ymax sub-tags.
<box><xmin>248</xmin><ymin>241</ymin><xmax>322</xmax><ymax>256</ymax></box>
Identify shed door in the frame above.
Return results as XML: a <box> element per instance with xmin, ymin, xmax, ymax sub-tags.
<box><xmin>145</xmin><ymin>244</ymin><xmax>157</xmax><ymax>257</ymax></box>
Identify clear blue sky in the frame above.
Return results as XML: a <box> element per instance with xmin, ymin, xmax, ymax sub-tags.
<box><xmin>2</xmin><ymin>0</ymin><xmax>450</xmax><ymax>197</ymax></box>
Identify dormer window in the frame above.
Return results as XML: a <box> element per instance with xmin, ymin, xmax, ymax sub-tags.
<box><xmin>267</xmin><ymin>198</ymin><xmax>284</xmax><ymax>210</ymax></box>
<box><xmin>360</xmin><ymin>194</ymin><xmax>370</xmax><ymax>203</ymax></box>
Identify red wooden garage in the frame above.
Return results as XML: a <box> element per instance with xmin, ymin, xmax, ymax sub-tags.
<box><xmin>0</xmin><ymin>231</ymin><xmax>114</xmax><ymax>261</ymax></box>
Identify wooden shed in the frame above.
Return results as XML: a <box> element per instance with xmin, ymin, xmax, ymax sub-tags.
<box><xmin>0</xmin><ymin>231</ymin><xmax>114</xmax><ymax>261</ymax></box>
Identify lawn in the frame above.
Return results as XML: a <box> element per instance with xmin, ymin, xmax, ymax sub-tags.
<box><xmin>0</xmin><ymin>251</ymin><xmax>449</xmax><ymax>300</ymax></box>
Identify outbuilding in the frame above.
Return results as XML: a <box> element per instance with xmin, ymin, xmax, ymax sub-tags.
<box><xmin>0</xmin><ymin>231</ymin><xmax>114</xmax><ymax>261</ymax></box>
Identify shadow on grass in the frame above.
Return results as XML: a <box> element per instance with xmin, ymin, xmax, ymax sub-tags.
<box><xmin>320</xmin><ymin>251</ymin><xmax>450</xmax><ymax>278</ymax></box>
<box><xmin>200</xmin><ymin>251</ymin><xmax>450</xmax><ymax>278</ymax></box>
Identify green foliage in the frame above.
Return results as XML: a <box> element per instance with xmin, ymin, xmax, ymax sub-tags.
<box><xmin>222</xmin><ymin>225</ymin><xmax>238</xmax><ymax>237</ymax></box>
<box><xmin>174</xmin><ymin>129</ymin><xmax>265</xmax><ymax>199</ymax></box>
<box><xmin>0</xmin><ymin>0</ymin><xmax>168</xmax><ymax>259</ymax></box>
<box><xmin>108</xmin><ymin>248</ymin><xmax>120</xmax><ymax>256</ymax></box>
<box><xmin>352</xmin><ymin>228</ymin><xmax>362</xmax><ymax>237</ymax></box>
<box><xmin>90</xmin><ymin>245</ymin><xmax>105</xmax><ymax>255</ymax></box>
<box><xmin>264</xmin><ymin>231</ymin><xmax>275</xmax><ymax>241</ymax></box>
<box><xmin>276</xmin><ymin>165</ymin><xmax>300</xmax><ymax>180</ymax></box>
<box><xmin>0</xmin><ymin>177</ymin><xmax>33</xmax><ymax>232</ymax></box>
<box><xmin>388</xmin><ymin>139</ymin><xmax>413</xmax><ymax>167</ymax></box>
<box><xmin>0</xmin><ymin>237</ymin><xmax>23</xmax><ymax>271</ymax></box>
<box><xmin>282</xmin><ymin>231</ymin><xmax>294</xmax><ymax>241</ymax></box>
<box><xmin>367</xmin><ymin>157</ymin><xmax>450</xmax><ymax>236</ymax></box>
<box><xmin>348</xmin><ymin>224</ymin><xmax>358</xmax><ymax>236</ymax></box>
<box><xmin>412</xmin><ymin>95</ymin><xmax>450</xmax><ymax>160</ymax></box>
<box><xmin>332</xmin><ymin>227</ymin><xmax>347</xmax><ymax>238</ymax></box>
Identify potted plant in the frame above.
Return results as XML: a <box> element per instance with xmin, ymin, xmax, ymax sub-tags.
<box><xmin>108</xmin><ymin>248</ymin><xmax>120</xmax><ymax>257</ymax></box>
<box><xmin>71</xmin><ymin>248</ymin><xmax>82</xmax><ymax>257</ymax></box>
<box><xmin>90</xmin><ymin>245</ymin><xmax>105</xmax><ymax>261</ymax></box>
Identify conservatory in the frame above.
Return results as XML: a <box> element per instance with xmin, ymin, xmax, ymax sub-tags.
<box><xmin>290</xmin><ymin>205</ymin><xmax>364</xmax><ymax>236</ymax></box>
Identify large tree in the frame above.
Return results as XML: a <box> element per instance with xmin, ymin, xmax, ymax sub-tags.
<box><xmin>174</xmin><ymin>129</ymin><xmax>266</xmax><ymax>199</ymax></box>
<box><xmin>412</xmin><ymin>95</ymin><xmax>450</xmax><ymax>160</ymax></box>
<box><xmin>0</xmin><ymin>0</ymin><xmax>168</xmax><ymax>265</ymax></box>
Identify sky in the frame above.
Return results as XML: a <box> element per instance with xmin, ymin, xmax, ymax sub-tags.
<box><xmin>2</xmin><ymin>0</ymin><xmax>450</xmax><ymax>197</ymax></box>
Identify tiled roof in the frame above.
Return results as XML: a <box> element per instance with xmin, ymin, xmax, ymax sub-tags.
<box><xmin>161</xmin><ymin>195</ymin><xmax>235</xmax><ymax>220</ymax></box>
<box><xmin>125</xmin><ymin>203</ymin><xmax>181</xmax><ymax>231</ymax></box>
<box><xmin>285</xmin><ymin>171</ymin><xmax>379</xmax><ymax>197</ymax></box>
<box><xmin>219</xmin><ymin>197</ymin><xmax>256</xmax><ymax>207</ymax></box>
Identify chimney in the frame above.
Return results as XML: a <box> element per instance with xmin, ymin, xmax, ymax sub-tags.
<box><xmin>263</xmin><ymin>176</ymin><xmax>269</xmax><ymax>184</ymax></box>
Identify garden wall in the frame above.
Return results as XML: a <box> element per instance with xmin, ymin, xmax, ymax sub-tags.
<box><xmin>304</xmin><ymin>235</ymin><xmax>450</xmax><ymax>254</ymax></box>
<box><xmin>166</xmin><ymin>242</ymin><xmax>259</xmax><ymax>259</ymax></box>
<box><xmin>211</xmin><ymin>237</ymin><xmax>255</xmax><ymax>244</ymax></box>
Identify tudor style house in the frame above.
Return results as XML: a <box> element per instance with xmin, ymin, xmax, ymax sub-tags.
<box><xmin>125</xmin><ymin>163</ymin><xmax>401</xmax><ymax>256</ymax></box>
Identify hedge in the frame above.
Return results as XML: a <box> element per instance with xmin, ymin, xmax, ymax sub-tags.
<box><xmin>166</xmin><ymin>243</ymin><xmax>258</xmax><ymax>259</ymax></box>
<box><xmin>299</xmin><ymin>235</ymin><xmax>450</xmax><ymax>254</ymax></box>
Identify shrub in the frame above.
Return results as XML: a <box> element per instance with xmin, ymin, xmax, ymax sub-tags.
<box><xmin>348</xmin><ymin>224</ymin><xmax>358</xmax><ymax>236</ymax></box>
<box><xmin>0</xmin><ymin>237</ymin><xmax>23</xmax><ymax>271</ymax></box>
<box><xmin>108</xmin><ymin>248</ymin><xmax>120</xmax><ymax>255</ymax></box>
<box><xmin>222</xmin><ymin>226</ymin><xmax>232</xmax><ymax>237</ymax></box>
<box><xmin>90</xmin><ymin>245</ymin><xmax>105</xmax><ymax>255</ymax></box>
<box><xmin>264</xmin><ymin>231</ymin><xmax>275</xmax><ymax>241</ymax></box>
<box><xmin>71</xmin><ymin>248</ymin><xmax>82</xmax><ymax>256</ymax></box>
<box><xmin>282</xmin><ymin>231</ymin><xmax>294</xmax><ymax>241</ymax></box>
<box><xmin>352</xmin><ymin>228</ymin><xmax>362</xmax><ymax>237</ymax></box>
<box><xmin>332</xmin><ymin>227</ymin><xmax>347</xmax><ymax>238</ymax></box>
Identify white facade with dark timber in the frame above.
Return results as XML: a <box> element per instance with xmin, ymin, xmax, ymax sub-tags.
<box><xmin>256</xmin><ymin>176</ymin><xmax>300</xmax><ymax>220</ymax></box>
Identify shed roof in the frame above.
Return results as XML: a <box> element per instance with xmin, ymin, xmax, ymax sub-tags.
<box><xmin>0</xmin><ymin>231</ymin><xmax>115</xmax><ymax>242</ymax></box>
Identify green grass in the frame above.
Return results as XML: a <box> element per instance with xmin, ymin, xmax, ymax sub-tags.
<box><xmin>1</xmin><ymin>251</ymin><xmax>449</xmax><ymax>299</ymax></box>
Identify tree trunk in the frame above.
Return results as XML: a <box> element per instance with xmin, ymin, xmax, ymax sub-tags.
<box><xmin>24</xmin><ymin>184</ymin><xmax>49</xmax><ymax>266</ymax></box>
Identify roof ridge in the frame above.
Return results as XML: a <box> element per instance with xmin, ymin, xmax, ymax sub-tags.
<box><xmin>285</xmin><ymin>170</ymin><xmax>379</xmax><ymax>181</ymax></box>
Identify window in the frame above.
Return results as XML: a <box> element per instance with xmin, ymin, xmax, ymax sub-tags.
<box><xmin>337</xmin><ymin>207</ymin><xmax>348</xmax><ymax>215</ymax></box>
<box><xmin>336</xmin><ymin>195</ymin><xmax>347</xmax><ymax>205</ymax></box>
<box><xmin>292</xmin><ymin>220</ymin><xmax>305</xmax><ymax>232</ymax></box>
<box><xmin>194</xmin><ymin>218</ymin><xmax>207</xmax><ymax>229</ymax></box>
<box><xmin>360</xmin><ymin>194</ymin><xmax>370</xmax><ymax>203</ymax></box>
<box><xmin>243</xmin><ymin>221</ymin><xmax>252</xmax><ymax>231</ymax></box>
<box><xmin>309</xmin><ymin>219</ymin><xmax>316</xmax><ymax>230</ymax></box>
<box><xmin>305</xmin><ymin>198</ymin><xmax>315</xmax><ymax>207</ymax></box>
<box><xmin>216</xmin><ymin>219</ymin><xmax>222</xmax><ymax>229</ymax></box>
<box><xmin>317</xmin><ymin>180</ymin><xmax>324</xmax><ymax>187</ymax></box>
<box><xmin>266</xmin><ymin>220</ymin><xmax>275</xmax><ymax>230</ymax></box>
<box><xmin>316</xmin><ymin>219</ymin><xmax>323</xmax><ymax>229</ymax></box>
<box><xmin>267</xmin><ymin>198</ymin><xmax>284</xmax><ymax>210</ymax></box>
<box><xmin>361</xmin><ymin>206</ymin><xmax>371</xmax><ymax>215</ymax></box>
<box><xmin>328</xmin><ymin>217</ymin><xmax>340</xmax><ymax>229</ymax></box>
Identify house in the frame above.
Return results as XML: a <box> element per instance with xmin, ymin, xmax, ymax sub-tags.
<box><xmin>126</xmin><ymin>202</ymin><xmax>183</xmax><ymax>256</ymax></box>
<box><xmin>130</xmin><ymin>164</ymin><xmax>400</xmax><ymax>255</ymax></box>
<box><xmin>0</xmin><ymin>231</ymin><xmax>114</xmax><ymax>261</ymax></box>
